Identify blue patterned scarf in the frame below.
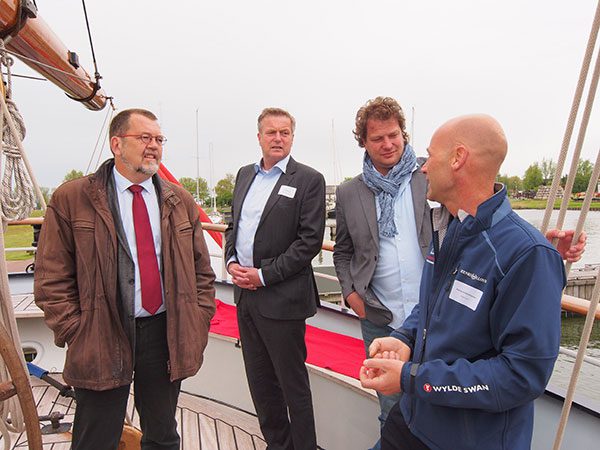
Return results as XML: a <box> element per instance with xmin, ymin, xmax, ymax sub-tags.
<box><xmin>362</xmin><ymin>144</ymin><xmax>417</xmax><ymax>237</ymax></box>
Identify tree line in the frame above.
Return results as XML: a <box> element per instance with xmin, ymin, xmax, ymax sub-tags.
<box><xmin>497</xmin><ymin>158</ymin><xmax>594</xmax><ymax>195</ymax></box>
<box><xmin>57</xmin><ymin>170</ymin><xmax>237</xmax><ymax>208</ymax></box>
<box><xmin>40</xmin><ymin>157</ymin><xmax>597</xmax><ymax>208</ymax></box>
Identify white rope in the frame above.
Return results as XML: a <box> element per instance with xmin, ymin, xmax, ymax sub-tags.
<box><xmin>541</xmin><ymin>0</ymin><xmax>600</xmax><ymax>234</ymax></box>
<box><xmin>549</xmin><ymin>3</ymin><xmax>600</xmax><ymax>447</ymax></box>
<box><xmin>552</xmin><ymin>147</ymin><xmax>600</xmax><ymax>450</ymax></box>
<box><xmin>0</xmin><ymin>97</ymin><xmax>35</xmax><ymax>222</ymax></box>
<box><xmin>552</xmin><ymin>42</ymin><xmax>600</xmax><ymax>254</ymax></box>
<box><xmin>0</xmin><ymin>41</ymin><xmax>42</xmax><ymax>442</ymax></box>
<box><xmin>85</xmin><ymin>105</ymin><xmax>114</xmax><ymax>175</ymax></box>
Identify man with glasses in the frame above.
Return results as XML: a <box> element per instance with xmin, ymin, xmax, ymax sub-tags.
<box><xmin>35</xmin><ymin>108</ymin><xmax>216</xmax><ymax>450</ymax></box>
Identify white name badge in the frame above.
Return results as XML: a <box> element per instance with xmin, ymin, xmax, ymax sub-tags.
<box><xmin>449</xmin><ymin>280</ymin><xmax>483</xmax><ymax>311</ymax></box>
<box><xmin>278</xmin><ymin>185</ymin><xmax>297</xmax><ymax>199</ymax></box>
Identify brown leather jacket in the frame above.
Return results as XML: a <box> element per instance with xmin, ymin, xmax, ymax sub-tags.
<box><xmin>34</xmin><ymin>160</ymin><xmax>216</xmax><ymax>390</ymax></box>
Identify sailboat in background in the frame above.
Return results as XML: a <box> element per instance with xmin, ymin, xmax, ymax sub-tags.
<box><xmin>207</xmin><ymin>142</ymin><xmax>224</xmax><ymax>224</ymax></box>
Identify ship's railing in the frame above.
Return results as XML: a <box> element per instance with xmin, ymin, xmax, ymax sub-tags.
<box><xmin>6</xmin><ymin>218</ymin><xmax>600</xmax><ymax>321</ymax></box>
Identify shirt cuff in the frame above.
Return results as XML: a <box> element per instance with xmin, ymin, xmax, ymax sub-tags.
<box><xmin>226</xmin><ymin>256</ymin><xmax>237</xmax><ymax>272</ymax></box>
<box><xmin>258</xmin><ymin>269</ymin><xmax>266</xmax><ymax>286</ymax></box>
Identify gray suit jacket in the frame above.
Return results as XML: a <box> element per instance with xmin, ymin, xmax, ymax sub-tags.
<box><xmin>225</xmin><ymin>156</ymin><xmax>326</xmax><ymax>320</ymax></box>
<box><xmin>333</xmin><ymin>158</ymin><xmax>431</xmax><ymax>325</ymax></box>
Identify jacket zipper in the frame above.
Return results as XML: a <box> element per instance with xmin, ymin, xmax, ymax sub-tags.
<box><xmin>409</xmin><ymin>221</ymin><xmax>460</xmax><ymax>428</ymax></box>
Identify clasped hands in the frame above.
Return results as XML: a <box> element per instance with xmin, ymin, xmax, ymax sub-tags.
<box><xmin>359</xmin><ymin>337</ymin><xmax>412</xmax><ymax>396</ymax></box>
<box><xmin>227</xmin><ymin>262</ymin><xmax>262</xmax><ymax>290</ymax></box>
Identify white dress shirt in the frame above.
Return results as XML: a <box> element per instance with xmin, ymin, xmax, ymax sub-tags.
<box><xmin>233</xmin><ymin>155</ymin><xmax>290</xmax><ymax>286</ymax></box>
<box><xmin>113</xmin><ymin>168</ymin><xmax>165</xmax><ymax>317</ymax></box>
<box><xmin>371</xmin><ymin>167</ymin><xmax>425</xmax><ymax>329</ymax></box>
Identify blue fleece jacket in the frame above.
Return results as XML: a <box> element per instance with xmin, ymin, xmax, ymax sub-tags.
<box><xmin>393</xmin><ymin>187</ymin><xmax>566</xmax><ymax>450</ymax></box>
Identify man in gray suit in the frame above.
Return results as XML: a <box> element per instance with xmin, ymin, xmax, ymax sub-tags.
<box><xmin>225</xmin><ymin>107</ymin><xmax>326</xmax><ymax>450</ymax></box>
<box><xmin>333</xmin><ymin>97</ymin><xmax>429</xmax><ymax>449</ymax></box>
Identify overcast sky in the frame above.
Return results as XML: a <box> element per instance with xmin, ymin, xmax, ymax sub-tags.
<box><xmin>7</xmin><ymin>0</ymin><xmax>600</xmax><ymax>189</ymax></box>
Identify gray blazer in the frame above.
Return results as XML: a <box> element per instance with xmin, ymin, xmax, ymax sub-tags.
<box><xmin>333</xmin><ymin>158</ymin><xmax>431</xmax><ymax>326</ymax></box>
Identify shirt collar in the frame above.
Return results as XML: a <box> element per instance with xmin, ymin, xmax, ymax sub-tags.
<box><xmin>254</xmin><ymin>154</ymin><xmax>291</xmax><ymax>174</ymax></box>
<box><xmin>113</xmin><ymin>167</ymin><xmax>154</xmax><ymax>194</ymax></box>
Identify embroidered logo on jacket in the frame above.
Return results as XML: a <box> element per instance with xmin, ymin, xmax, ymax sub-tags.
<box><xmin>426</xmin><ymin>252</ymin><xmax>435</xmax><ymax>265</ymax></box>
<box><xmin>423</xmin><ymin>383</ymin><xmax>490</xmax><ymax>394</ymax></box>
<box><xmin>459</xmin><ymin>269</ymin><xmax>488</xmax><ymax>284</ymax></box>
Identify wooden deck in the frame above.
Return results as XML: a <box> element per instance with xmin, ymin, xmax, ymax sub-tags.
<box><xmin>11</xmin><ymin>293</ymin><xmax>43</xmax><ymax>319</ymax></box>
<box><xmin>0</xmin><ymin>375</ymin><xmax>266</xmax><ymax>449</ymax></box>
<box><xmin>7</xmin><ymin>294</ymin><xmax>267</xmax><ymax>449</ymax></box>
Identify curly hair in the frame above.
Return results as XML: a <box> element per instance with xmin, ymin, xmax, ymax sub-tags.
<box><xmin>353</xmin><ymin>97</ymin><xmax>409</xmax><ymax>148</ymax></box>
<box><xmin>257</xmin><ymin>107</ymin><xmax>296</xmax><ymax>133</ymax></box>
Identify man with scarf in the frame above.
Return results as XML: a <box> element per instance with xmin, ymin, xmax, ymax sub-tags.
<box><xmin>333</xmin><ymin>97</ymin><xmax>430</xmax><ymax>450</ymax></box>
<box><xmin>333</xmin><ymin>97</ymin><xmax>586</xmax><ymax>450</ymax></box>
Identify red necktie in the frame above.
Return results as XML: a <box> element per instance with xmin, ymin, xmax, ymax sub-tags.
<box><xmin>129</xmin><ymin>185</ymin><xmax>162</xmax><ymax>314</ymax></box>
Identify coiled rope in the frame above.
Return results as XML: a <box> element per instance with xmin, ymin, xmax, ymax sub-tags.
<box><xmin>0</xmin><ymin>39</ymin><xmax>46</xmax><ymax>449</ymax></box>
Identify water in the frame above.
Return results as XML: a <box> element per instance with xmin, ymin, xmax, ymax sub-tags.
<box><xmin>515</xmin><ymin>209</ymin><xmax>600</xmax><ymax>268</ymax></box>
<box><xmin>317</xmin><ymin>209</ymin><xmax>600</xmax><ymax>267</ymax></box>
<box><xmin>315</xmin><ymin>209</ymin><xmax>600</xmax><ymax>399</ymax></box>
<box><xmin>315</xmin><ymin>209</ymin><xmax>600</xmax><ymax>349</ymax></box>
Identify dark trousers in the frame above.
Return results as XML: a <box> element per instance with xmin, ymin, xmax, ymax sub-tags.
<box><xmin>72</xmin><ymin>313</ymin><xmax>181</xmax><ymax>450</ymax></box>
<box><xmin>382</xmin><ymin>403</ymin><xmax>430</xmax><ymax>450</ymax></box>
<box><xmin>237</xmin><ymin>295</ymin><xmax>317</xmax><ymax>450</ymax></box>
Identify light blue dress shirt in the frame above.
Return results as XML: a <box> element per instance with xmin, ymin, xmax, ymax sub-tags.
<box><xmin>233</xmin><ymin>155</ymin><xmax>291</xmax><ymax>285</ymax></box>
<box><xmin>113</xmin><ymin>168</ymin><xmax>166</xmax><ymax>317</ymax></box>
<box><xmin>371</xmin><ymin>167</ymin><xmax>425</xmax><ymax>329</ymax></box>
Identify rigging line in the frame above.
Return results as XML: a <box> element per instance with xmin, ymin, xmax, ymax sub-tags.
<box><xmin>2</xmin><ymin>49</ymin><xmax>95</xmax><ymax>83</ymax></box>
<box><xmin>552</xmin><ymin>149</ymin><xmax>600</xmax><ymax>449</ymax></box>
<box><xmin>564</xmin><ymin>147</ymin><xmax>600</xmax><ymax>277</ymax></box>
<box><xmin>93</xmin><ymin>107</ymin><xmax>114</xmax><ymax>172</ymax></box>
<box><xmin>1</xmin><ymin>72</ymin><xmax>45</xmax><ymax>81</ymax></box>
<box><xmin>553</xmin><ymin>45</ymin><xmax>600</xmax><ymax>241</ymax></box>
<box><xmin>81</xmin><ymin>0</ymin><xmax>100</xmax><ymax>78</ymax></box>
<box><xmin>541</xmin><ymin>0</ymin><xmax>600</xmax><ymax>234</ymax></box>
<box><xmin>84</xmin><ymin>105</ymin><xmax>112</xmax><ymax>174</ymax></box>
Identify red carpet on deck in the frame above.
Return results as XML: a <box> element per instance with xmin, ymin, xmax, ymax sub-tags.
<box><xmin>210</xmin><ymin>300</ymin><xmax>365</xmax><ymax>379</ymax></box>
<box><xmin>155</xmin><ymin>169</ymin><xmax>364</xmax><ymax>379</ymax></box>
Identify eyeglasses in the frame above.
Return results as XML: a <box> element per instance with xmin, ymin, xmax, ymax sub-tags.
<box><xmin>117</xmin><ymin>134</ymin><xmax>168</xmax><ymax>146</ymax></box>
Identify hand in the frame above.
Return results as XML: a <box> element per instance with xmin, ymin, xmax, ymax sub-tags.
<box><xmin>346</xmin><ymin>292</ymin><xmax>366</xmax><ymax>318</ymax></box>
<box><xmin>227</xmin><ymin>263</ymin><xmax>258</xmax><ymax>290</ymax></box>
<box><xmin>359</xmin><ymin>358</ymin><xmax>405</xmax><ymax>395</ymax></box>
<box><xmin>241</xmin><ymin>267</ymin><xmax>262</xmax><ymax>288</ymax></box>
<box><xmin>369</xmin><ymin>337</ymin><xmax>411</xmax><ymax>362</ymax></box>
<box><xmin>546</xmin><ymin>229</ymin><xmax>587</xmax><ymax>262</ymax></box>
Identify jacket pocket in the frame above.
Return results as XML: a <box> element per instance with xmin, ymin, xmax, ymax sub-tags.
<box><xmin>363</xmin><ymin>288</ymin><xmax>393</xmax><ymax>326</ymax></box>
<box><xmin>73</xmin><ymin>220</ymin><xmax>97</xmax><ymax>309</ymax></box>
<box><xmin>174</xmin><ymin>221</ymin><xmax>195</xmax><ymax>295</ymax></box>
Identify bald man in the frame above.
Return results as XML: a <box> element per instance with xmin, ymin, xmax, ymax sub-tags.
<box><xmin>360</xmin><ymin>115</ymin><xmax>568</xmax><ymax>450</ymax></box>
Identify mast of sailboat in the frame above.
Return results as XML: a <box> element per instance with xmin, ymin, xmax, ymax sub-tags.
<box><xmin>410</xmin><ymin>106</ymin><xmax>415</xmax><ymax>144</ymax></box>
<box><xmin>331</xmin><ymin>119</ymin><xmax>342</xmax><ymax>185</ymax></box>
<box><xmin>195</xmin><ymin>108</ymin><xmax>200</xmax><ymax>202</ymax></box>
<box><xmin>209</xmin><ymin>142</ymin><xmax>216</xmax><ymax>212</ymax></box>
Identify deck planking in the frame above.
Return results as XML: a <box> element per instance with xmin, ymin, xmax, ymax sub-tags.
<box><xmin>1</xmin><ymin>375</ymin><xmax>266</xmax><ymax>449</ymax></box>
<box><xmin>11</xmin><ymin>294</ymin><xmax>44</xmax><ymax>319</ymax></box>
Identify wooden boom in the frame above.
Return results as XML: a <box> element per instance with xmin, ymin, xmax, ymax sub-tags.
<box><xmin>0</xmin><ymin>0</ymin><xmax>106</xmax><ymax>110</ymax></box>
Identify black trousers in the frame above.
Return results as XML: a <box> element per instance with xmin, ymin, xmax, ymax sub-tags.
<box><xmin>237</xmin><ymin>295</ymin><xmax>317</xmax><ymax>450</ymax></box>
<box><xmin>382</xmin><ymin>403</ymin><xmax>430</xmax><ymax>450</ymax></box>
<box><xmin>72</xmin><ymin>313</ymin><xmax>181</xmax><ymax>450</ymax></box>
